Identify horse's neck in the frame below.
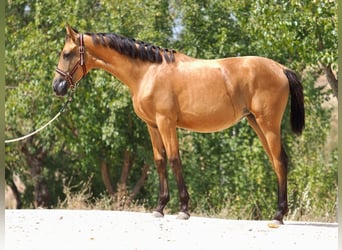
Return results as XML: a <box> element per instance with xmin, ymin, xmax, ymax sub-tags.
<box><xmin>85</xmin><ymin>39</ymin><xmax>148</xmax><ymax>94</ymax></box>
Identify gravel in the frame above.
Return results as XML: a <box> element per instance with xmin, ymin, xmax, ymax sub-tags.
<box><xmin>5</xmin><ymin>209</ymin><xmax>338</xmax><ymax>250</ymax></box>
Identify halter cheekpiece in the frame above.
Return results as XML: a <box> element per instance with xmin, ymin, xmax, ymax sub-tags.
<box><xmin>55</xmin><ymin>33</ymin><xmax>86</xmax><ymax>90</ymax></box>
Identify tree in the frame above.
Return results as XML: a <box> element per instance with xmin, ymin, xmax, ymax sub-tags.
<box><xmin>243</xmin><ymin>0</ymin><xmax>338</xmax><ymax>97</ymax></box>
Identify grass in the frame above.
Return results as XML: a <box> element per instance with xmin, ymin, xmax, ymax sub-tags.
<box><xmin>56</xmin><ymin>176</ymin><xmax>147</xmax><ymax>213</ymax></box>
<box><xmin>56</xmin><ymin>175</ymin><xmax>336</xmax><ymax>223</ymax></box>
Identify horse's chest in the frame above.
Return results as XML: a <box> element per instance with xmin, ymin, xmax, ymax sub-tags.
<box><xmin>132</xmin><ymin>95</ymin><xmax>157</xmax><ymax>125</ymax></box>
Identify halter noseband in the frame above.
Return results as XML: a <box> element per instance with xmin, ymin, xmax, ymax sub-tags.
<box><xmin>56</xmin><ymin>33</ymin><xmax>86</xmax><ymax>90</ymax></box>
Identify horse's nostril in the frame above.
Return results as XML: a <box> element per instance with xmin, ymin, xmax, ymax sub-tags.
<box><xmin>53</xmin><ymin>80</ymin><xmax>68</xmax><ymax>96</ymax></box>
<box><xmin>53</xmin><ymin>80</ymin><xmax>60</xmax><ymax>93</ymax></box>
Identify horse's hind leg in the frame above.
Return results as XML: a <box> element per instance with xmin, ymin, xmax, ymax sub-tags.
<box><xmin>247</xmin><ymin>115</ymin><xmax>272</xmax><ymax>160</ymax></box>
<box><xmin>247</xmin><ymin>114</ymin><xmax>289</xmax><ymax>226</ymax></box>
<box><xmin>147</xmin><ymin>126</ymin><xmax>170</xmax><ymax>217</ymax></box>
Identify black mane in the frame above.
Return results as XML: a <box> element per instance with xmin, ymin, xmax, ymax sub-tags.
<box><xmin>85</xmin><ymin>32</ymin><xmax>176</xmax><ymax>64</ymax></box>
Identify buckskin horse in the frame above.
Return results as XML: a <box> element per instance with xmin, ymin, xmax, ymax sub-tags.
<box><xmin>53</xmin><ymin>25</ymin><xmax>304</xmax><ymax>227</ymax></box>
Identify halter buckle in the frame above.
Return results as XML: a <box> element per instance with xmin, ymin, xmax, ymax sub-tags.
<box><xmin>79</xmin><ymin>46</ymin><xmax>85</xmax><ymax>54</ymax></box>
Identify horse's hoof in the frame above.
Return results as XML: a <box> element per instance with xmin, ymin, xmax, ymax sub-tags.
<box><xmin>152</xmin><ymin>211</ymin><xmax>164</xmax><ymax>218</ymax></box>
<box><xmin>176</xmin><ymin>212</ymin><xmax>190</xmax><ymax>220</ymax></box>
<box><xmin>267</xmin><ymin>220</ymin><xmax>283</xmax><ymax>228</ymax></box>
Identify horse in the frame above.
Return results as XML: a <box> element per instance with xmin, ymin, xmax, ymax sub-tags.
<box><xmin>53</xmin><ymin>25</ymin><xmax>304</xmax><ymax>227</ymax></box>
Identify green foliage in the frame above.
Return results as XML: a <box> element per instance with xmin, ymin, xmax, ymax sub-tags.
<box><xmin>5</xmin><ymin>0</ymin><xmax>336</xmax><ymax>221</ymax></box>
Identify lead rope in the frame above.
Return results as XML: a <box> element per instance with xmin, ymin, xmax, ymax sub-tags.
<box><xmin>5</xmin><ymin>95</ymin><xmax>73</xmax><ymax>144</ymax></box>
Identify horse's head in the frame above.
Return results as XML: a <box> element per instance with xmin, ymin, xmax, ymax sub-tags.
<box><xmin>53</xmin><ymin>24</ymin><xmax>87</xmax><ymax>96</ymax></box>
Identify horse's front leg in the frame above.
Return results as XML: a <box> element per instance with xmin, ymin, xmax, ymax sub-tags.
<box><xmin>169</xmin><ymin>156</ymin><xmax>190</xmax><ymax>219</ymax></box>
<box><xmin>156</xmin><ymin>115</ymin><xmax>190</xmax><ymax>220</ymax></box>
<box><xmin>147</xmin><ymin>126</ymin><xmax>170</xmax><ymax>218</ymax></box>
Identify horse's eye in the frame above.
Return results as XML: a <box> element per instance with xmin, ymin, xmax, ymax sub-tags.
<box><xmin>63</xmin><ymin>52</ymin><xmax>70</xmax><ymax>59</ymax></box>
<box><xmin>63</xmin><ymin>51</ymin><xmax>72</xmax><ymax>59</ymax></box>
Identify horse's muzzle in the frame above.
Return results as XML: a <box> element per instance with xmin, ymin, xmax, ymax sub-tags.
<box><xmin>53</xmin><ymin>79</ymin><xmax>68</xmax><ymax>96</ymax></box>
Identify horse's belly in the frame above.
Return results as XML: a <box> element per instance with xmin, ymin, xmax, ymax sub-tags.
<box><xmin>177</xmin><ymin>103</ymin><xmax>239</xmax><ymax>133</ymax></box>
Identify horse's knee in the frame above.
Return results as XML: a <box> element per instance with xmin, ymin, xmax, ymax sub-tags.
<box><xmin>154</xmin><ymin>157</ymin><xmax>167</xmax><ymax>172</ymax></box>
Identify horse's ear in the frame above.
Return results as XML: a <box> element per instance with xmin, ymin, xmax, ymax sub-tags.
<box><xmin>65</xmin><ymin>24</ymin><xmax>78</xmax><ymax>43</ymax></box>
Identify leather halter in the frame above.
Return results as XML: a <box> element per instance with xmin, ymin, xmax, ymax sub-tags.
<box><xmin>55</xmin><ymin>33</ymin><xmax>86</xmax><ymax>90</ymax></box>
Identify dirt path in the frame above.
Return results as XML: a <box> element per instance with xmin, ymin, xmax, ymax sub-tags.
<box><xmin>5</xmin><ymin>209</ymin><xmax>338</xmax><ymax>250</ymax></box>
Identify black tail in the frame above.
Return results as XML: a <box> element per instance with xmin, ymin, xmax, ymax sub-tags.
<box><xmin>284</xmin><ymin>69</ymin><xmax>305</xmax><ymax>135</ymax></box>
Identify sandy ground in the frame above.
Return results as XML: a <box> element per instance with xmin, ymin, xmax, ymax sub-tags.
<box><xmin>5</xmin><ymin>209</ymin><xmax>338</xmax><ymax>250</ymax></box>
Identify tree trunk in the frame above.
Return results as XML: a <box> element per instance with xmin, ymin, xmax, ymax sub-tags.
<box><xmin>100</xmin><ymin>160</ymin><xmax>115</xmax><ymax>196</ymax></box>
<box><xmin>130</xmin><ymin>163</ymin><xmax>150</xmax><ymax>200</ymax></box>
<box><xmin>118</xmin><ymin>150</ymin><xmax>133</xmax><ymax>192</ymax></box>
<box><xmin>7</xmin><ymin>180</ymin><xmax>22</xmax><ymax>209</ymax></box>
<box><xmin>116</xmin><ymin>149</ymin><xmax>135</xmax><ymax>206</ymax></box>
<box><xmin>20</xmin><ymin>140</ymin><xmax>50</xmax><ymax>208</ymax></box>
<box><xmin>321</xmin><ymin>64</ymin><xmax>338</xmax><ymax>99</ymax></box>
